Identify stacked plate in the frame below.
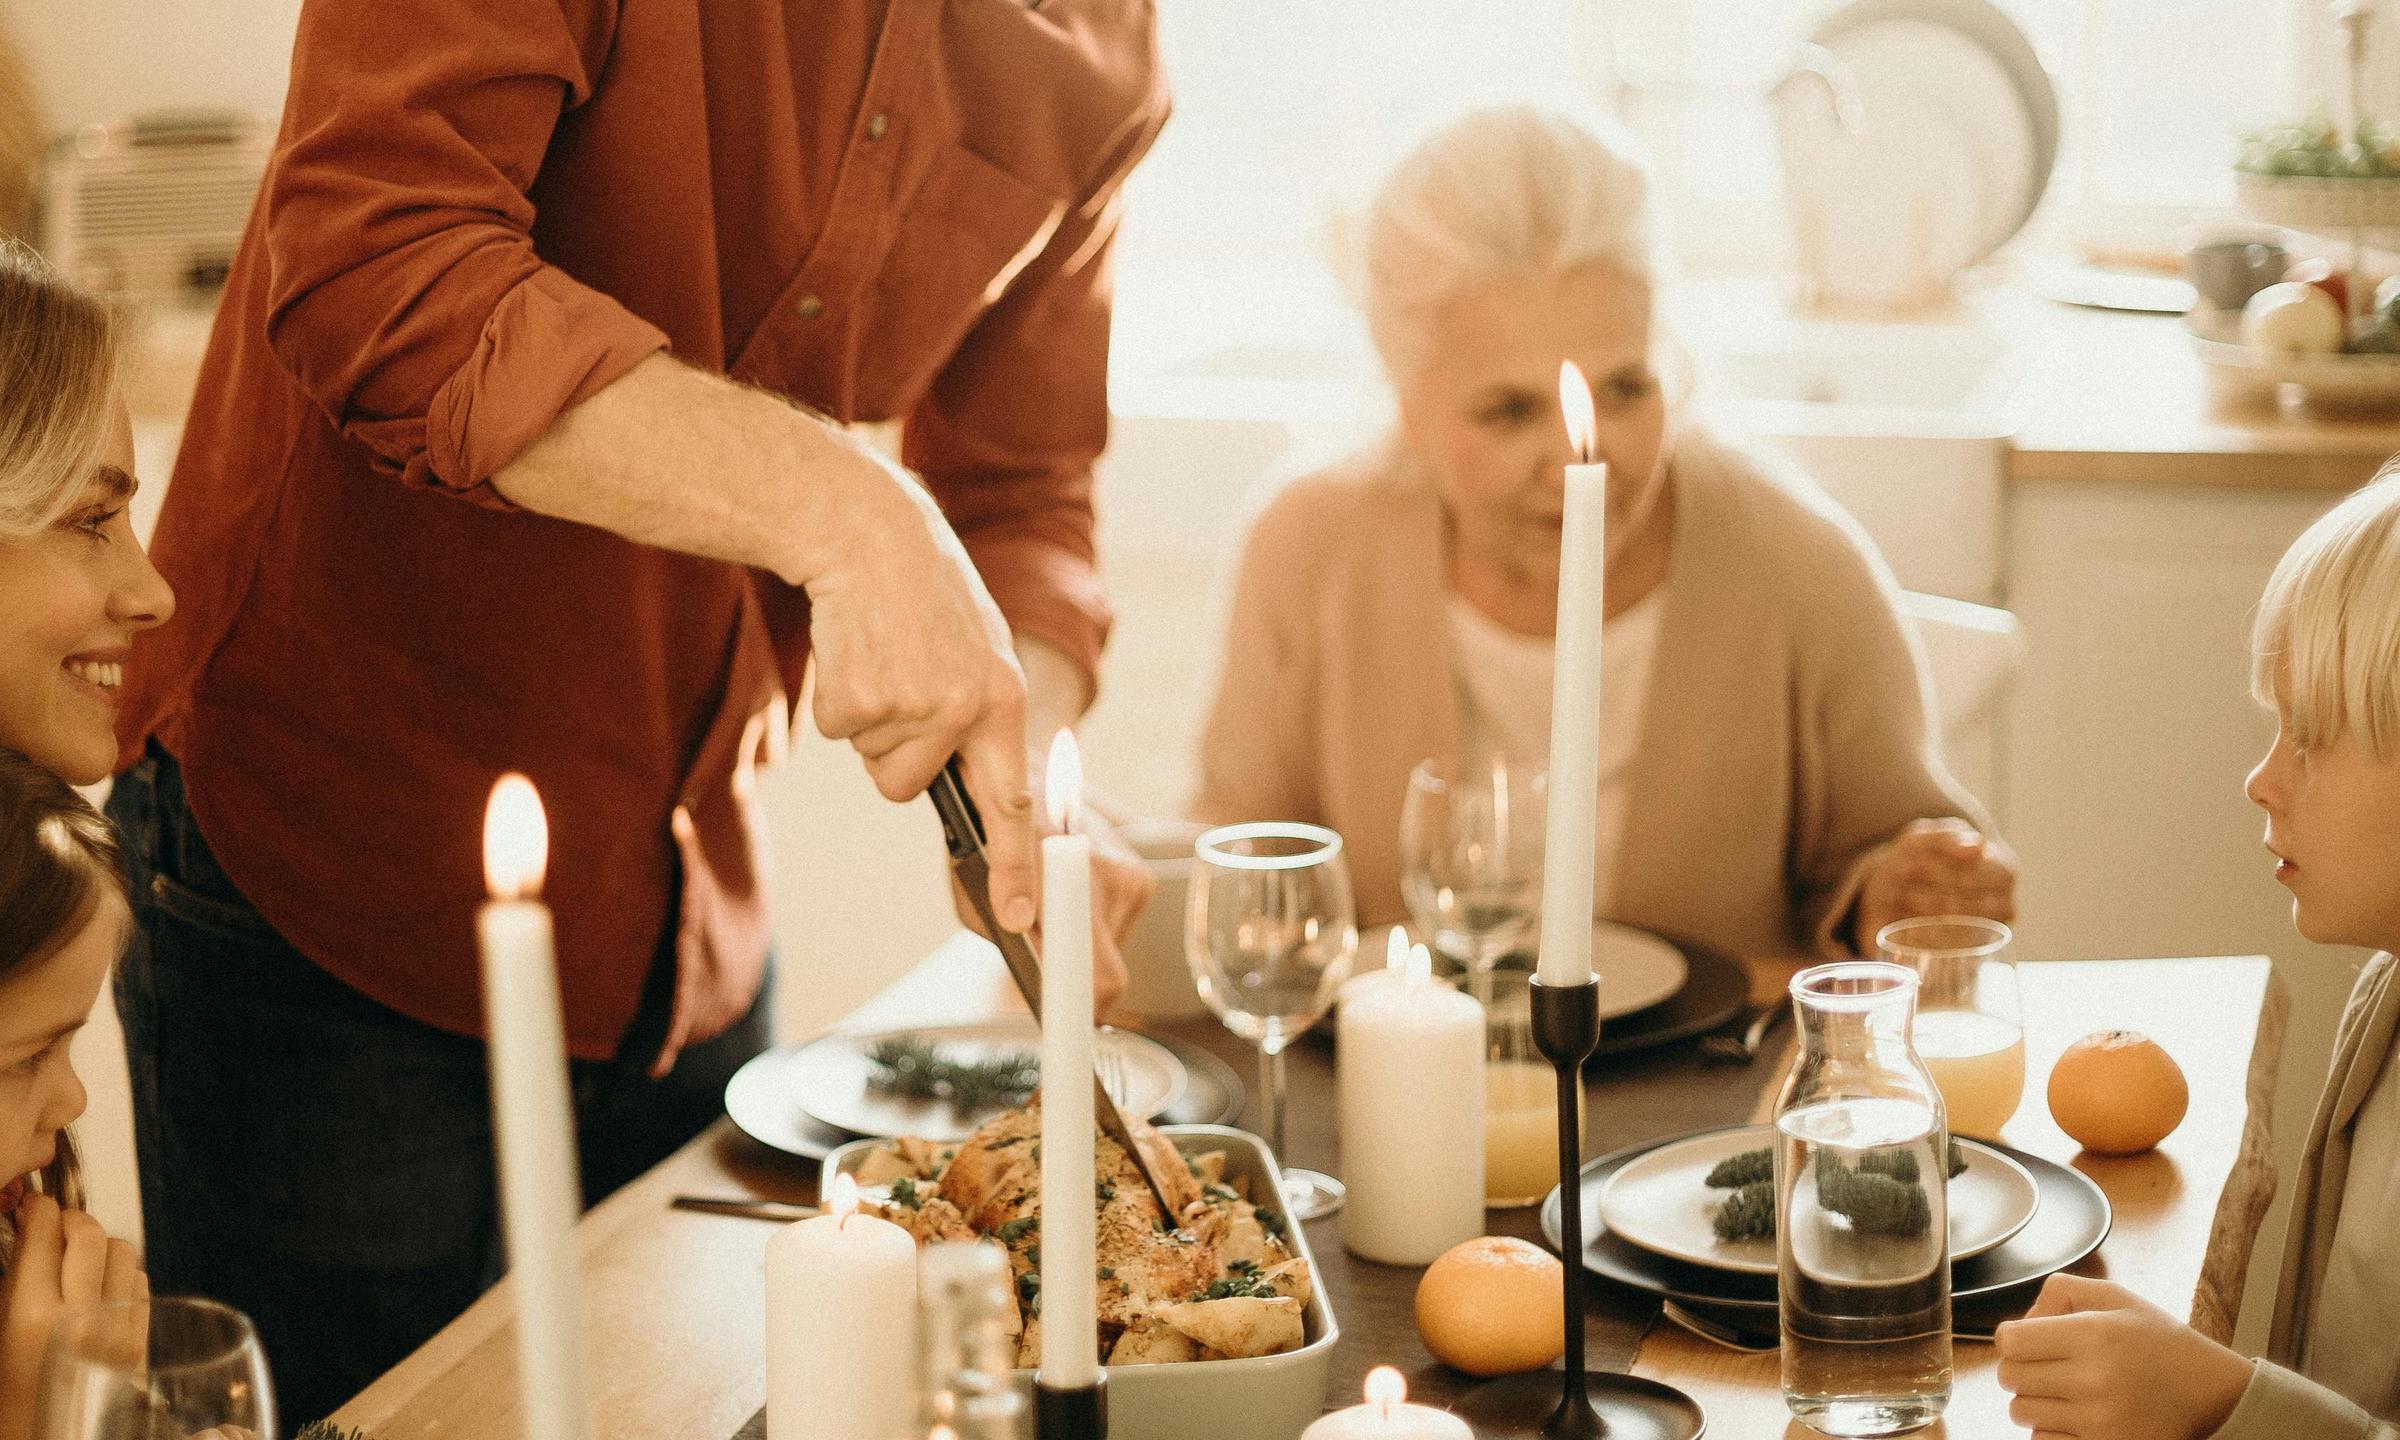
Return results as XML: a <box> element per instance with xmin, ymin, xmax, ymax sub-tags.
<box><xmin>1543</xmin><ymin>1123</ymin><xmax>2112</xmax><ymax>1320</ymax></box>
<box><xmin>1364</xmin><ymin>921</ymin><xmax>1751</xmax><ymax>1061</ymax></box>
<box><xmin>725</xmin><ymin>1021</ymin><xmax>1243</xmax><ymax>1162</ymax></box>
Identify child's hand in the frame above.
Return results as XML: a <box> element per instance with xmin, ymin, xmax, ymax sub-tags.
<box><xmin>0</xmin><ymin>1194</ymin><xmax>147</xmax><ymax>1440</ymax></box>
<box><xmin>1996</xmin><ymin>1274</ymin><xmax>2253</xmax><ymax>1439</ymax></box>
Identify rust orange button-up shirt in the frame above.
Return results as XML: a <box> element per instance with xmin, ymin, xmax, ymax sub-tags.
<box><xmin>117</xmin><ymin>0</ymin><xmax>1169</xmax><ymax>1068</ymax></box>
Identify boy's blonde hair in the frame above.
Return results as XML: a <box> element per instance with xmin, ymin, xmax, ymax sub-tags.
<box><xmin>2253</xmin><ymin>461</ymin><xmax>2400</xmax><ymax>758</ymax></box>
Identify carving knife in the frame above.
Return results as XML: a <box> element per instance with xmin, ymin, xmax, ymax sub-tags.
<box><xmin>926</xmin><ymin>756</ymin><xmax>1191</xmax><ymax>1219</ymax></box>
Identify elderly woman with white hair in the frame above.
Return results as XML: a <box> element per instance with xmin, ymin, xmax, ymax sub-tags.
<box><xmin>1191</xmin><ymin>105</ymin><xmax>2015</xmax><ymax>961</ymax></box>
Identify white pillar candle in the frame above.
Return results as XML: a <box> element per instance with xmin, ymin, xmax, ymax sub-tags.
<box><xmin>1301</xmin><ymin>1367</ymin><xmax>1474</xmax><ymax>1440</ymax></box>
<box><xmin>1039</xmin><ymin>730</ymin><xmax>1100</xmax><ymax>1388</ymax></box>
<box><xmin>764</xmin><ymin>1173</ymin><xmax>921</xmax><ymax>1440</ymax></box>
<box><xmin>1336</xmin><ymin>941</ymin><xmax>1484</xmax><ymax>1265</ymax></box>
<box><xmin>479</xmin><ymin>775</ymin><xmax>594</xmax><ymax>1440</ymax></box>
<box><xmin>1538</xmin><ymin>361</ymin><xmax>1606</xmax><ymax>989</ymax></box>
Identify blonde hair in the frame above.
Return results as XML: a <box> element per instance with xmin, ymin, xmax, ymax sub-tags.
<box><xmin>1361</xmin><ymin>105</ymin><xmax>1655</xmax><ymax>387</ymax></box>
<box><xmin>2252</xmin><ymin>462</ymin><xmax>2400</xmax><ymax>758</ymax></box>
<box><xmin>0</xmin><ymin>243</ymin><xmax>120</xmax><ymax>540</ymax></box>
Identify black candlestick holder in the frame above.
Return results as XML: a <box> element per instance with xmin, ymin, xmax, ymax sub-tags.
<box><xmin>1034</xmin><ymin>1373</ymin><xmax>1105</xmax><ymax>1440</ymax></box>
<box><xmin>1455</xmin><ymin>976</ymin><xmax>1707</xmax><ymax>1440</ymax></box>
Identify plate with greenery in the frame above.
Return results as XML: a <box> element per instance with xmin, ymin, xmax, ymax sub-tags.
<box><xmin>1595</xmin><ymin>1123</ymin><xmax>2038</xmax><ymax>1276</ymax></box>
<box><xmin>779</xmin><ymin>1021</ymin><xmax>1186</xmax><ymax>1142</ymax></box>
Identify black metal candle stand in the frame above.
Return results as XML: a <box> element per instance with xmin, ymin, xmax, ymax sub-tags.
<box><xmin>1034</xmin><ymin>1374</ymin><xmax>1106</xmax><ymax>1440</ymax></box>
<box><xmin>1455</xmin><ymin>976</ymin><xmax>1707</xmax><ymax>1440</ymax></box>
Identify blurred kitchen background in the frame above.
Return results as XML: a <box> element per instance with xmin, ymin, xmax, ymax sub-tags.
<box><xmin>7</xmin><ymin>0</ymin><xmax>2396</xmax><ymax>1349</ymax></box>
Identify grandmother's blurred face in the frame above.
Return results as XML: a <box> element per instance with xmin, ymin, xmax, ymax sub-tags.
<box><xmin>1398</xmin><ymin>262</ymin><xmax>1668</xmax><ymax>602</ymax></box>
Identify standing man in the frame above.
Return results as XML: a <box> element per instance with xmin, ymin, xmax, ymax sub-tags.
<box><xmin>107</xmin><ymin>0</ymin><xmax>1167</xmax><ymax>1422</ymax></box>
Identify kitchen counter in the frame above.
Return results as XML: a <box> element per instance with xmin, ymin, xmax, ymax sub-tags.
<box><xmin>2004</xmin><ymin>297</ymin><xmax>2400</xmax><ymax>491</ymax></box>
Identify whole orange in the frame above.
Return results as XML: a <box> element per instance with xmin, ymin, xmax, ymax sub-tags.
<box><xmin>2047</xmin><ymin>1030</ymin><xmax>2189</xmax><ymax>1155</ymax></box>
<box><xmin>1414</xmin><ymin>1236</ymin><xmax>1566</xmax><ymax>1377</ymax></box>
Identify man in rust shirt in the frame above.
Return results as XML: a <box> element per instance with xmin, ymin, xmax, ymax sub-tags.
<box><xmin>106</xmin><ymin>0</ymin><xmax>1167</xmax><ymax>1420</ymax></box>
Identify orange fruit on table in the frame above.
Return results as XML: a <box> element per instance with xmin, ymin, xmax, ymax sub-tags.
<box><xmin>1414</xmin><ymin>1236</ymin><xmax>1566</xmax><ymax>1377</ymax></box>
<box><xmin>2047</xmin><ymin>1029</ymin><xmax>2189</xmax><ymax>1155</ymax></box>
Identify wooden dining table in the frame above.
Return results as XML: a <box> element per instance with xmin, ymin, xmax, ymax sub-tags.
<box><xmin>333</xmin><ymin>937</ymin><xmax>2268</xmax><ymax>1440</ymax></box>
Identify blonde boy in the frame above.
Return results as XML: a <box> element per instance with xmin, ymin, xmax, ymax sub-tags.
<box><xmin>1997</xmin><ymin>468</ymin><xmax>2400</xmax><ymax>1439</ymax></box>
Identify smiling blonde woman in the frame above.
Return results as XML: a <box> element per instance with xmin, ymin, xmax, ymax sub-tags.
<box><xmin>1192</xmin><ymin>106</ymin><xmax>2015</xmax><ymax>960</ymax></box>
<box><xmin>0</xmin><ymin>245</ymin><xmax>176</xmax><ymax>785</ymax></box>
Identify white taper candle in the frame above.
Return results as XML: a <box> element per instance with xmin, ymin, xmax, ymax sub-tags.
<box><xmin>1039</xmin><ymin>730</ymin><xmax>1100</xmax><ymax>1388</ymax></box>
<box><xmin>1539</xmin><ymin>361</ymin><xmax>1605</xmax><ymax>988</ymax></box>
<box><xmin>479</xmin><ymin>774</ymin><xmax>594</xmax><ymax>1440</ymax></box>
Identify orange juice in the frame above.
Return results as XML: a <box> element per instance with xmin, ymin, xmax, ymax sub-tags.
<box><xmin>1485</xmin><ymin>1060</ymin><xmax>1584</xmax><ymax>1205</ymax></box>
<box><xmin>1912</xmin><ymin>1008</ymin><xmax>2026</xmax><ymax>1139</ymax></box>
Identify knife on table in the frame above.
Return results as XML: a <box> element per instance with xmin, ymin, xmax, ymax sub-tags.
<box><xmin>926</xmin><ymin>756</ymin><xmax>1195</xmax><ymax>1220</ymax></box>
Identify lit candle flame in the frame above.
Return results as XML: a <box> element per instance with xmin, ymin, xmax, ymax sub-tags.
<box><xmin>1386</xmin><ymin>926</ymin><xmax>1408</xmax><ymax>972</ymax></box>
<box><xmin>1365</xmin><ymin>1365</ymin><xmax>1407</xmax><ymax>1412</ymax></box>
<box><xmin>1407</xmin><ymin>943</ymin><xmax>1434</xmax><ymax>984</ymax></box>
<box><xmin>1044</xmin><ymin>729</ymin><xmax>1083</xmax><ymax>835</ymax></box>
<box><xmin>1558</xmin><ymin>360</ymin><xmax>1595</xmax><ymax>463</ymax></box>
<box><xmin>828</xmin><ymin>1171</ymin><xmax>860</xmax><ymax>1228</ymax></box>
<box><xmin>482</xmin><ymin>773</ymin><xmax>549</xmax><ymax>901</ymax></box>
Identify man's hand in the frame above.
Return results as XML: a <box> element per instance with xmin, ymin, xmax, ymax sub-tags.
<box><xmin>2</xmin><ymin>1195</ymin><xmax>147</xmax><ymax>1440</ymax></box>
<box><xmin>1852</xmin><ymin>818</ymin><xmax>2017</xmax><ymax>954</ymax></box>
<box><xmin>804</xmin><ymin>459</ymin><xmax>1040</xmax><ymax>934</ymax></box>
<box><xmin>1994</xmin><ymin>1275</ymin><xmax>2253</xmax><ymax>1440</ymax></box>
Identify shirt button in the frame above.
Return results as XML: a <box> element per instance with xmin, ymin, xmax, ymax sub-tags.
<box><xmin>866</xmin><ymin>112</ymin><xmax>890</xmax><ymax>141</ymax></box>
<box><xmin>794</xmin><ymin>294</ymin><xmax>823</xmax><ymax>319</ymax></box>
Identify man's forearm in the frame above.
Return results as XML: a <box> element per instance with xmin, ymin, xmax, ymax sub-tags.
<box><xmin>489</xmin><ymin>351</ymin><xmax>910</xmax><ymax>587</ymax></box>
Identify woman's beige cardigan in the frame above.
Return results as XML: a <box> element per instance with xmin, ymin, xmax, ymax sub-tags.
<box><xmin>1190</xmin><ymin>429</ymin><xmax>1990</xmax><ymax>962</ymax></box>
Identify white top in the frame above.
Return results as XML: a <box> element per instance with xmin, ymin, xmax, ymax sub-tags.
<box><xmin>1445</xmin><ymin>587</ymin><xmax>1666</xmax><ymax>909</ymax></box>
<box><xmin>2305</xmin><ymin>1036</ymin><xmax>2400</xmax><ymax>1414</ymax></box>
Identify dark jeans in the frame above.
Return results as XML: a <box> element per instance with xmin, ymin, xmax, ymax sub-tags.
<box><xmin>107</xmin><ymin>745</ymin><xmax>772</xmax><ymax>1426</ymax></box>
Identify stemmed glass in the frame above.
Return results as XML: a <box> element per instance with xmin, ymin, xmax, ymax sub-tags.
<box><xmin>1185</xmin><ymin>821</ymin><xmax>1358</xmax><ymax>1219</ymax></box>
<box><xmin>37</xmin><ymin>1296</ymin><xmax>276</xmax><ymax>1440</ymax></box>
<box><xmin>1399</xmin><ymin>756</ymin><xmax>1546</xmax><ymax>1010</ymax></box>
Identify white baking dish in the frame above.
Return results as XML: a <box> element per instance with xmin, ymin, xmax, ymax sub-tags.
<box><xmin>825</xmin><ymin>1123</ymin><xmax>1340</xmax><ymax>1440</ymax></box>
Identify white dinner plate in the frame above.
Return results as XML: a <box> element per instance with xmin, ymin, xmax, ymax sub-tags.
<box><xmin>782</xmin><ymin>1020</ymin><xmax>1185</xmax><ymax>1143</ymax></box>
<box><xmin>1360</xmin><ymin>921</ymin><xmax>1688</xmax><ymax>1020</ymax></box>
<box><xmin>1596</xmin><ymin>1124</ymin><xmax>2039</xmax><ymax>1277</ymax></box>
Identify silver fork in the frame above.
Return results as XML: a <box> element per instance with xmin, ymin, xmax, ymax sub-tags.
<box><xmin>1699</xmin><ymin>1005</ymin><xmax>1786</xmax><ymax>1065</ymax></box>
<box><xmin>1096</xmin><ymin>1028</ymin><xmax>1132</xmax><ymax>1107</ymax></box>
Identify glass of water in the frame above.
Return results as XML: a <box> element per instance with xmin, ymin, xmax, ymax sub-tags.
<box><xmin>1186</xmin><ymin>821</ymin><xmax>1357</xmax><ymax>1219</ymax></box>
<box><xmin>1398</xmin><ymin>755</ymin><xmax>1545</xmax><ymax>1008</ymax></box>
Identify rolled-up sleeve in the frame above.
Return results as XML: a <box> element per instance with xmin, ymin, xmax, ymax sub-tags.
<box><xmin>262</xmin><ymin>0</ymin><xmax>668</xmax><ymax>504</ymax></box>
<box><xmin>905</xmin><ymin>103</ymin><xmax>1168</xmax><ymax>689</ymax></box>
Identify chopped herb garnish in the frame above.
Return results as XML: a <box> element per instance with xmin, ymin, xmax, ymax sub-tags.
<box><xmin>996</xmin><ymin>1217</ymin><xmax>1037</xmax><ymax>1245</ymax></box>
<box><xmin>1098</xmin><ymin>1266</ymin><xmax>1116</xmax><ymax>1280</ymax></box>
<box><xmin>1258</xmin><ymin>1207</ymin><xmax>1288</xmax><ymax>1242</ymax></box>
<box><xmin>1096</xmin><ymin>1180</ymin><xmax>1117</xmax><ymax>1203</ymax></box>
<box><xmin>889</xmin><ymin>1176</ymin><xmax>923</xmax><ymax>1210</ymax></box>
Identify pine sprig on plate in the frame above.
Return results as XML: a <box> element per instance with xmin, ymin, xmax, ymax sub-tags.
<box><xmin>864</xmin><ymin>1036</ymin><xmax>1040</xmax><ymax>1111</ymax></box>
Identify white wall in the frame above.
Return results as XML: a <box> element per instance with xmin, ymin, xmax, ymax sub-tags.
<box><xmin>4</xmin><ymin>0</ymin><xmax>298</xmax><ymax>132</ymax></box>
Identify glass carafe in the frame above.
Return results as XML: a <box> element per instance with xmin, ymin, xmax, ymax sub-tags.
<box><xmin>916</xmin><ymin>1241</ymin><xmax>1028</xmax><ymax>1440</ymax></box>
<box><xmin>1775</xmin><ymin>961</ymin><xmax>1952</xmax><ymax>1438</ymax></box>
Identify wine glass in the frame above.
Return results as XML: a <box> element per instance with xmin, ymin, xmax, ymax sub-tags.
<box><xmin>1185</xmin><ymin>821</ymin><xmax>1357</xmax><ymax>1219</ymax></box>
<box><xmin>1877</xmin><ymin>916</ymin><xmax>2024</xmax><ymax>1140</ymax></box>
<box><xmin>1399</xmin><ymin>755</ymin><xmax>1546</xmax><ymax>1009</ymax></box>
<box><xmin>37</xmin><ymin>1296</ymin><xmax>276</xmax><ymax>1440</ymax></box>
